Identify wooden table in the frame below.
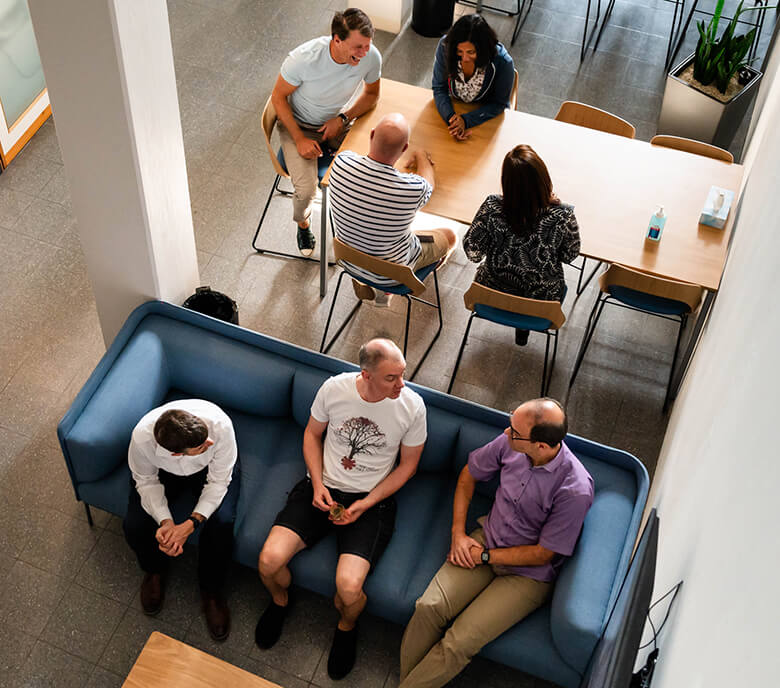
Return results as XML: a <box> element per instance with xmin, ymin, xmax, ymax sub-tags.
<box><xmin>123</xmin><ymin>632</ymin><xmax>283</xmax><ymax>688</ymax></box>
<box><xmin>318</xmin><ymin>79</ymin><xmax>744</xmax><ymax>398</ymax></box>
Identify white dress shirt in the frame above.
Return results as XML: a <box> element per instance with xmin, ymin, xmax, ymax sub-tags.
<box><xmin>128</xmin><ymin>399</ymin><xmax>237</xmax><ymax>524</ymax></box>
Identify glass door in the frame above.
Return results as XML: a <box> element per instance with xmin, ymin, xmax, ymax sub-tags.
<box><xmin>0</xmin><ymin>0</ymin><xmax>50</xmax><ymax>168</ymax></box>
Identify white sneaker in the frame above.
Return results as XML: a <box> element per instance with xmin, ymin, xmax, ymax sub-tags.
<box><xmin>374</xmin><ymin>292</ymin><xmax>391</xmax><ymax>308</ymax></box>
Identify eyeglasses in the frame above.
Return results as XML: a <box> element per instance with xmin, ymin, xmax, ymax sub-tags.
<box><xmin>509</xmin><ymin>425</ymin><xmax>532</xmax><ymax>442</ymax></box>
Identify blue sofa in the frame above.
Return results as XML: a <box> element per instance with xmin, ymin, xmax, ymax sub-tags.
<box><xmin>57</xmin><ymin>301</ymin><xmax>648</xmax><ymax>688</ymax></box>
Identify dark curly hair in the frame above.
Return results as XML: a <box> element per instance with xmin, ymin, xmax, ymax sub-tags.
<box><xmin>444</xmin><ymin>14</ymin><xmax>498</xmax><ymax>77</ymax></box>
<box><xmin>154</xmin><ymin>410</ymin><xmax>208</xmax><ymax>453</ymax></box>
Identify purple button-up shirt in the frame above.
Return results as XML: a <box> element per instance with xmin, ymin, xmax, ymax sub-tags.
<box><xmin>468</xmin><ymin>434</ymin><xmax>594</xmax><ymax>582</ymax></box>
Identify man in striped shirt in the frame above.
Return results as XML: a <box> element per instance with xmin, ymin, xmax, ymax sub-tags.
<box><xmin>329</xmin><ymin>113</ymin><xmax>456</xmax><ymax>303</ymax></box>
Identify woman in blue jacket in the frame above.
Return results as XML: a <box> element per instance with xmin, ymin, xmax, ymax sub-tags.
<box><xmin>432</xmin><ymin>14</ymin><xmax>515</xmax><ymax>141</ymax></box>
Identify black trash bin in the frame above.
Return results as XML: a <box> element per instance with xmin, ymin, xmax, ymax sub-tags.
<box><xmin>183</xmin><ymin>286</ymin><xmax>239</xmax><ymax>325</ymax></box>
<box><xmin>411</xmin><ymin>0</ymin><xmax>456</xmax><ymax>37</ymax></box>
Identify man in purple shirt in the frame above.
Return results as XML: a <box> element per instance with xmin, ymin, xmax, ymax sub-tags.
<box><xmin>398</xmin><ymin>398</ymin><xmax>594</xmax><ymax>688</ymax></box>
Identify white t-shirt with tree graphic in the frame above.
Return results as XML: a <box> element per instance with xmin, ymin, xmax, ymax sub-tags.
<box><xmin>310</xmin><ymin>372</ymin><xmax>427</xmax><ymax>493</ymax></box>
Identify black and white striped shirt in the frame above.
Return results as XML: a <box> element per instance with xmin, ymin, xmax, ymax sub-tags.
<box><xmin>329</xmin><ymin>150</ymin><xmax>433</xmax><ymax>286</ymax></box>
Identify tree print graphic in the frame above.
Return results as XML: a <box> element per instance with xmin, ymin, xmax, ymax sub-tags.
<box><xmin>334</xmin><ymin>417</ymin><xmax>386</xmax><ymax>470</ymax></box>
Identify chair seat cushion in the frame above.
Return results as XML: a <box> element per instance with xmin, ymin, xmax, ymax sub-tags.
<box><xmin>607</xmin><ymin>285</ymin><xmax>691</xmax><ymax>315</ymax></box>
<box><xmin>277</xmin><ymin>147</ymin><xmax>334</xmax><ymax>181</ymax></box>
<box><xmin>473</xmin><ymin>304</ymin><xmax>553</xmax><ymax>331</ymax></box>
<box><xmin>348</xmin><ymin>260</ymin><xmax>439</xmax><ymax>295</ymax></box>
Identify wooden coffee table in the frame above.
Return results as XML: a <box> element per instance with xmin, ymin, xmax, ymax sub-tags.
<box><xmin>123</xmin><ymin>632</ymin><xmax>283</xmax><ymax>687</ymax></box>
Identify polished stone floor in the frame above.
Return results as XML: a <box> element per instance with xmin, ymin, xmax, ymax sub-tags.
<box><xmin>0</xmin><ymin>0</ymin><xmax>768</xmax><ymax>686</ymax></box>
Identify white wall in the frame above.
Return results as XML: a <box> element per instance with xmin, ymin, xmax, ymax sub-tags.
<box><xmin>28</xmin><ymin>0</ymin><xmax>198</xmax><ymax>345</ymax></box>
<box><xmin>644</xmin><ymin>43</ymin><xmax>780</xmax><ymax>688</ymax></box>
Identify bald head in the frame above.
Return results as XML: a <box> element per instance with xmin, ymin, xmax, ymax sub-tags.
<box><xmin>358</xmin><ymin>338</ymin><xmax>404</xmax><ymax>371</ymax></box>
<box><xmin>514</xmin><ymin>398</ymin><xmax>567</xmax><ymax>447</ymax></box>
<box><xmin>368</xmin><ymin>113</ymin><xmax>410</xmax><ymax>165</ymax></box>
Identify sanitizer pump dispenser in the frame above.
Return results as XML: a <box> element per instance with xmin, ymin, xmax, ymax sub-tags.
<box><xmin>647</xmin><ymin>206</ymin><xmax>666</xmax><ymax>242</ymax></box>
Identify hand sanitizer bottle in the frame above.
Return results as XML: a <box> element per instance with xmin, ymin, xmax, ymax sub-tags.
<box><xmin>647</xmin><ymin>206</ymin><xmax>666</xmax><ymax>242</ymax></box>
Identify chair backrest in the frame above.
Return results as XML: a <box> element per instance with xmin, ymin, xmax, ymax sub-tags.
<box><xmin>649</xmin><ymin>135</ymin><xmax>734</xmax><ymax>163</ymax></box>
<box><xmin>599</xmin><ymin>264</ymin><xmax>704</xmax><ymax>312</ymax></box>
<box><xmin>463</xmin><ymin>282</ymin><xmax>566</xmax><ymax>329</ymax></box>
<box><xmin>555</xmin><ymin>101</ymin><xmax>636</xmax><ymax>139</ymax></box>
<box><xmin>260</xmin><ymin>96</ymin><xmax>289</xmax><ymax>178</ymax></box>
<box><xmin>509</xmin><ymin>69</ymin><xmax>519</xmax><ymax>111</ymax></box>
<box><xmin>332</xmin><ymin>237</ymin><xmax>428</xmax><ymax>296</ymax></box>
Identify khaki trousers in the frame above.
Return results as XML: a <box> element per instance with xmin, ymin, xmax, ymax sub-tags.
<box><xmin>399</xmin><ymin>528</ymin><xmax>551</xmax><ymax>688</ymax></box>
<box><xmin>277</xmin><ymin>120</ymin><xmax>348</xmax><ymax>225</ymax></box>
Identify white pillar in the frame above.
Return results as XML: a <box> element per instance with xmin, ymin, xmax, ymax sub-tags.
<box><xmin>28</xmin><ymin>0</ymin><xmax>198</xmax><ymax>345</ymax></box>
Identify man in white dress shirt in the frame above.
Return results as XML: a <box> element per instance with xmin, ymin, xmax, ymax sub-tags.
<box><xmin>123</xmin><ymin>399</ymin><xmax>238</xmax><ymax>641</ymax></box>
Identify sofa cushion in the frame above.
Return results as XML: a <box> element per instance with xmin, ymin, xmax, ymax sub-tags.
<box><xmin>416</xmin><ymin>405</ymin><xmax>461</xmax><ymax>473</ymax></box>
<box><xmin>143</xmin><ymin>315</ymin><xmax>296</xmax><ymax>418</ymax></box>
<box><xmin>291</xmin><ymin>366</ymin><xmax>334</xmax><ymax>428</ymax></box>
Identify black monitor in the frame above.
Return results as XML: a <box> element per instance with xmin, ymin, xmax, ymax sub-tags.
<box><xmin>580</xmin><ymin>508</ymin><xmax>660</xmax><ymax>688</ymax></box>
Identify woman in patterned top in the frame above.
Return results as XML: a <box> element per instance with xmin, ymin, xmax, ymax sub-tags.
<box><xmin>462</xmin><ymin>144</ymin><xmax>580</xmax><ymax>344</ymax></box>
<box><xmin>431</xmin><ymin>14</ymin><xmax>515</xmax><ymax>141</ymax></box>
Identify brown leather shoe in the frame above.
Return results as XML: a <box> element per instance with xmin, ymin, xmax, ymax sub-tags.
<box><xmin>202</xmin><ymin>593</ymin><xmax>231</xmax><ymax>642</ymax></box>
<box><xmin>140</xmin><ymin>573</ymin><xmax>164</xmax><ymax>616</ymax></box>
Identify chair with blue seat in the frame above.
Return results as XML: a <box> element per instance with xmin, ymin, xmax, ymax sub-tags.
<box><xmin>448</xmin><ymin>282</ymin><xmax>566</xmax><ymax>396</ymax></box>
<box><xmin>568</xmin><ymin>263</ymin><xmax>703</xmax><ymax>412</ymax></box>
<box><xmin>320</xmin><ymin>237</ymin><xmax>443</xmax><ymax>379</ymax></box>
<box><xmin>250</xmin><ymin>96</ymin><xmax>335</xmax><ymax>262</ymax></box>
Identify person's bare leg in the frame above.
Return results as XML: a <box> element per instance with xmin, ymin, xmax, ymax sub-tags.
<box><xmin>257</xmin><ymin>525</ymin><xmax>306</xmax><ymax>605</ymax></box>
<box><xmin>333</xmin><ymin>553</ymin><xmax>371</xmax><ymax>630</ymax></box>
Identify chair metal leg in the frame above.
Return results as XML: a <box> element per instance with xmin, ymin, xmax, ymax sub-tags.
<box><xmin>402</xmin><ymin>295</ymin><xmax>412</xmax><ymax>357</ymax></box>
<box><xmin>541</xmin><ymin>330</ymin><xmax>559</xmax><ymax>396</ymax></box>
<box><xmin>84</xmin><ymin>503</ymin><xmax>94</xmax><ymax>527</ymax></box>
<box><xmin>409</xmin><ymin>269</ymin><xmax>444</xmax><ymax>380</ymax></box>
<box><xmin>320</xmin><ymin>271</ymin><xmax>362</xmax><ymax>354</ymax></box>
<box><xmin>511</xmin><ymin>0</ymin><xmax>534</xmax><ymax>46</ymax></box>
<box><xmin>251</xmin><ymin>175</ymin><xmax>281</xmax><ymax>251</ymax></box>
<box><xmin>575</xmin><ymin>258</ymin><xmax>603</xmax><ymax>296</ymax></box>
<box><xmin>663</xmin><ymin>315</ymin><xmax>686</xmax><ymax>413</ymax></box>
<box><xmin>569</xmin><ymin>294</ymin><xmax>607</xmax><ymax>389</ymax></box>
<box><xmin>448</xmin><ymin>312</ymin><xmax>477</xmax><ymax>395</ymax></box>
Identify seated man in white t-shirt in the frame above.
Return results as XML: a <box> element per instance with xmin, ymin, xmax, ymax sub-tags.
<box><xmin>271</xmin><ymin>8</ymin><xmax>382</xmax><ymax>256</ymax></box>
<box><xmin>329</xmin><ymin>113</ymin><xmax>457</xmax><ymax>306</ymax></box>
<box><xmin>255</xmin><ymin>338</ymin><xmax>427</xmax><ymax>679</ymax></box>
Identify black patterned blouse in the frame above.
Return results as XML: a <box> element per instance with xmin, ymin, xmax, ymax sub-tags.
<box><xmin>462</xmin><ymin>194</ymin><xmax>581</xmax><ymax>302</ymax></box>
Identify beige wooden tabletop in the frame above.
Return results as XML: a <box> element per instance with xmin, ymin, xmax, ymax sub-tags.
<box><xmin>122</xmin><ymin>632</ymin><xmax>283</xmax><ymax>688</ymax></box>
<box><xmin>324</xmin><ymin>79</ymin><xmax>745</xmax><ymax>292</ymax></box>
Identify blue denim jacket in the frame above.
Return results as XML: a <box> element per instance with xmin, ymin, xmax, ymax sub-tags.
<box><xmin>431</xmin><ymin>38</ymin><xmax>515</xmax><ymax>129</ymax></box>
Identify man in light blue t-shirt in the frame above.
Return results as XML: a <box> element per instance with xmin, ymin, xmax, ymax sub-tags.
<box><xmin>270</xmin><ymin>8</ymin><xmax>382</xmax><ymax>256</ymax></box>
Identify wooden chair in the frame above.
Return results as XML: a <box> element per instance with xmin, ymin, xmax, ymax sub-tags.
<box><xmin>555</xmin><ymin>101</ymin><xmax>636</xmax><ymax>139</ymax></box>
<box><xmin>509</xmin><ymin>69</ymin><xmax>519</xmax><ymax>111</ymax></box>
<box><xmin>569</xmin><ymin>264</ymin><xmax>704</xmax><ymax>412</ymax></box>
<box><xmin>250</xmin><ymin>96</ymin><xmax>335</xmax><ymax>262</ymax></box>
<box><xmin>554</xmin><ymin>102</ymin><xmax>635</xmax><ymax>296</ymax></box>
<box><xmin>650</xmin><ymin>135</ymin><xmax>734</xmax><ymax>163</ymax></box>
<box><xmin>448</xmin><ymin>282</ymin><xmax>566</xmax><ymax>397</ymax></box>
<box><xmin>320</xmin><ymin>237</ymin><xmax>444</xmax><ymax>379</ymax></box>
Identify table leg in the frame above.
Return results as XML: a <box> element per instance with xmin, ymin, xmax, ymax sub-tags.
<box><xmin>668</xmin><ymin>289</ymin><xmax>715</xmax><ymax>403</ymax></box>
<box><xmin>320</xmin><ymin>185</ymin><xmax>329</xmax><ymax>298</ymax></box>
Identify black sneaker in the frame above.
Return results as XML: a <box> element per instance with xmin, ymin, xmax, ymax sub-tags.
<box><xmin>297</xmin><ymin>226</ymin><xmax>316</xmax><ymax>257</ymax></box>
<box><xmin>515</xmin><ymin>328</ymin><xmax>530</xmax><ymax>346</ymax></box>
<box><xmin>327</xmin><ymin>626</ymin><xmax>358</xmax><ymax>680</ymax></box>
<box><xmin>255</xmin><ymin>596</ymin><xmax>291</xmax><ymax>649</ymax></box>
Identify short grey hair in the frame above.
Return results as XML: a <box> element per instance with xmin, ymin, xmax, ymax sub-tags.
<box><xmin>358</xmin><ymin>338</ymin><xmax>402</xmax><ymax>371</ymax></box>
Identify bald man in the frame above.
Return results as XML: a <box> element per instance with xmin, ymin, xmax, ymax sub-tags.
<box><xmin>399</xmin><ymin>399</ymin><xmax>594</xmax><ymax>688</ymax></box>
<box><xmin>255</xmin><ymin>339</ymin><xmax>427</xmax><ymax>679</ymax></box>
<box><xmin>328</xmin><ymin>113</ymin><xmax>456</xmax><ymax>306</ymax></box>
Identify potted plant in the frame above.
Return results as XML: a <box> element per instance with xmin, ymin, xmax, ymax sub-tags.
<box><xmin>657</xmin><ymin>0</ymin><xmax>769</xmax><ymax>149</ymax></box>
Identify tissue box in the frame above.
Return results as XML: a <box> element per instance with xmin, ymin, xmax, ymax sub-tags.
<box><xmin>699</xmin><ymin>186</ymin><xmax>734</xmax><ymax>229</ymax></box>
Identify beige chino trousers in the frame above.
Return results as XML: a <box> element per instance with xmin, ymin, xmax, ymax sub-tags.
<box><xmin>399</xmin><ymin>528</ymin><xmax>551</xmax><ymax>688</ymax></box>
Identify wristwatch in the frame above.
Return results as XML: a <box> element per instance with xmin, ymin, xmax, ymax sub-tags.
<box><xmin>338</xmin><ymin>112</ymin><xmax>350</xmax><ymax>127</ymax></box>
<box><xmin>481</xmin><ymin>547</ymin><xmax>490</xmax><ymax>565</ymax></box>
<box><xmin>188</xmin><ymin>516</ymin><xmax>202</xmax><ymax>531</ymax></box>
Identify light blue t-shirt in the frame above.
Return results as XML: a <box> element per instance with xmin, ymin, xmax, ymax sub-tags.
<box><xmin>280</xmin><ymin>36</ymin><xmax>382</xmax><ymax>127</ymax></box>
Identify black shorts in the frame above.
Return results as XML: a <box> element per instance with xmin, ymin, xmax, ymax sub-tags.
<box><xmin>274</xmin><ymin>478</ymin><xmax>396</xmax><ymax>570</ymax></box>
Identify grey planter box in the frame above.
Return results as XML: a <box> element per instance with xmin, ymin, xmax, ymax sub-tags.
<box><xmin>657</xmin><ymin>53</ymin><xmax>762</xmax><ymax>149</ymax></box>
